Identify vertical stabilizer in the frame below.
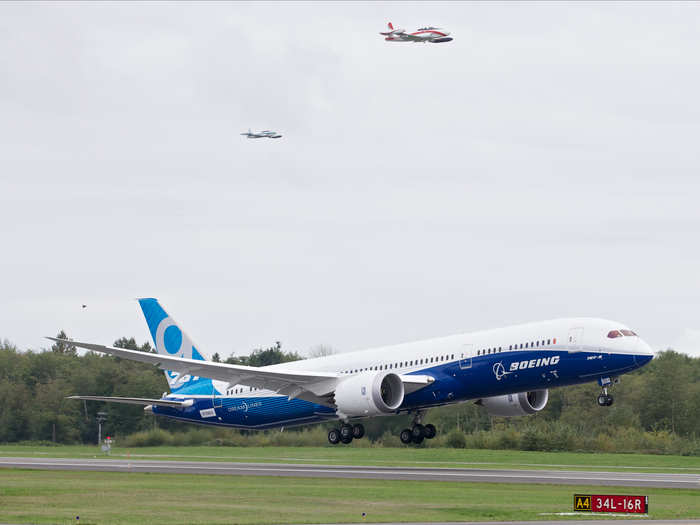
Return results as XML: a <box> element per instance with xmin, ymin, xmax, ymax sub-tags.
<box><xmin>137</xmin><ymin>298</ymin><xmax>216</xmax><ymax>395</ymax></box>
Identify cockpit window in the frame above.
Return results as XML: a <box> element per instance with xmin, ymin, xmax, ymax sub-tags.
<box><xmin>607</xmin><ymin>330</ymin><xmax>623</xmax><ymax>338</ymax></box>
<box><xmin>620</xmin><ymin>329</ymin><xmax>637</xmax><ymax>336</ymax></box>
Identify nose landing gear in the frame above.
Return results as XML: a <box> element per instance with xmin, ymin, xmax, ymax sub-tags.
<box><xmin>597</xmin><ymin>391</ymin><xmax>614</xmax><ymax>406</ymax></box>
<box><xmin>597</xmin><ymin>376</ymin><xmax>617</xmax><ymax>407</ymax></box>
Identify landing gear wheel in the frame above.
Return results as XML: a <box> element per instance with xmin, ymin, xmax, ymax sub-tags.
<box><xmin>341</xmin><ymin>435</ymin><xmax>353</xmax><ymax>444</ymax></box>
<box><xmin>340</xmin><ymin>424</ymin><xmax>353</xmax><ymax>441</ymax></box>
<box><xmin>328</xmin><ymin>428</ymin><xmax>341</xmax><ymax>445</ymax></box>
<box><xmin>597</xmin><ymin>394</ymin><xmax>614</xmax><ymax>407</ymax></box>
<box><xmin>424</xmin><ymin>423</ymin><xmax>436</xmax><ymax>439</ymax></box>
<box><xmin>411</xmin><ymin>424</ymin><xmax>425</xmax><ymax>444</ymax></box>
<box><xmin>352</xmin><ymin>424</ymin><xmax>365</xmax><ymax>439</ymax></box>
<box><xmin>411</xmin><ymin>424</ymin><xmax>425</xmax><ymax>439</ymax></box>
<box><xmin>400</xmin><ymin>429</ymin><xmax>413</xmax><ymax>445</ymax></box>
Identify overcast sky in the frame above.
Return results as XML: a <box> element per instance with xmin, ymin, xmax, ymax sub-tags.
<box><xmin>1</xmin><ymin>2</ymin><xmax>699</xmax><ymax>358</ymax></box>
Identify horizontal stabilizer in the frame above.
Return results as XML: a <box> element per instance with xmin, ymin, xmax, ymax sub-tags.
<box><xmin>66</xmin><ymin>395</ymin><xmax>194</xmax><ymax>408</ymax></box>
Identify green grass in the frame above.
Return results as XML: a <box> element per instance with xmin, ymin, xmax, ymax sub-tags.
<box><xmin>2</xmin><ymin>444</ymin><xmax>700</xmax><ymax>473</ymax></box>
<box><xmin>0</xmin><ymin>469</ymin><xmax>698</xmax><ymax>524</ymax></box>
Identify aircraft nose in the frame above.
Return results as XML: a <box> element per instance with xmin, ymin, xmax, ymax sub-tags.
<box><xmin>635</xmin><ymin>338</ymin><xmax>654</xmax><ymax>366</ymax></box>
<box><xmin>639</xmin><ymin>338</ymin><xmax>654</xmax><ymax>356</ymax></box>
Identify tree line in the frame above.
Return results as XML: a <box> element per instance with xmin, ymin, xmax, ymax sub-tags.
<box><xmin>0</xmin><ymin>332</ymin><xmax>698</xmax><ymax>453</ymax></box>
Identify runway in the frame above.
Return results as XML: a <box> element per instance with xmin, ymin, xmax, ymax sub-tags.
<box><xmin>1</xmin><ymin>457</ymin><xmax>698</xmax><ymax>488</ymax></box>
<box><xmin>317</xmin><ymin>522</ymin><xmax>700</xmax><ymax>525</ymax></box>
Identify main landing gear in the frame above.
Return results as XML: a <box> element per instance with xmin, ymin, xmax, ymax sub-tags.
<box><xmin>400</xmin><ymin>411</ymin><xmax>437</xmax><ymax>445</ymax></box>
<box><xmin>597</xmin><ymin>376</ymin><xmax>617</xmax><ymax>407</ymax></box>
<box><xmin>328</xmin><ymin>423</ymin><xmax>365</xmax><ymax>445</ymax></box>
<box><xmin>400</xmin><ymin>423</ymin><xmax>436</xmax><ymax>445</ymax></box>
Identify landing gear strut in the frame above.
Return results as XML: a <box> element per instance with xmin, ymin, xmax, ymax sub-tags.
<box><xmin>597</xmin><ymin>377</ymin><xmax>616</xmax><ymax>407</ymax></box>
<box><xmin>328</xmin><ymin>423</ymin><xmax>365</xmax><ymax>445</ymax></box>
<box><xmin>400</xmin><ymin>411</ymin><xmax>437</xmax><ymax>445</ymax></box>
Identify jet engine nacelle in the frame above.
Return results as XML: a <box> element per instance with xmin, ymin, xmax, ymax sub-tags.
<box><xmin>478</xmin><ymin>389</ymin><xmax>548</xmax><ymax>417</ymax></box>
<box><xmin>334</xmin><ymin>372</ymin><xmax>404</xmax><ymax>418</ymax></box>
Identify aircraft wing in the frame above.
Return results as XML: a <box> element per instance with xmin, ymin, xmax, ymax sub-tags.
<box><xmin>48</xmin><ymin>338</ymin><xmax>341</xmax><ymax>398</ymax></box>
<box><xmin>49</xmin><ymin>338</ymin><xmax>436</xmax><ymax>405</ymax></box>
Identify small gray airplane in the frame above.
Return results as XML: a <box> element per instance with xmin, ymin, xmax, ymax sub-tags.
<box><xmin>241</xmin><ymin>129</ymin><xmax>283</xmax><ymax>139</ymax></box>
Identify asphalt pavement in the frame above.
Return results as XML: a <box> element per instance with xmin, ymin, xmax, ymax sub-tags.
<box><xmin>1</xmin><ymin>456</ymin><xmax>699</xmax><ymax>489</ymax></box>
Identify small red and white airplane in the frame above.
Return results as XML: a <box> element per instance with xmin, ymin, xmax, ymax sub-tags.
<box><xmin>380</xmin><ymin>22</ymin><xmax>453</xmax><ymax>43</ymax></box>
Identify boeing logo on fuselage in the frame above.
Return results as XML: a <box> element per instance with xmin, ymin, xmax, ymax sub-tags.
<box><xmin>493</xmin><ymin>355</ymin><xmax>561</xmax><ymax>380</ymax></box>
<box><xmin>509</xmin><ymin>355</ymin><xmax>560</xmax><ymax>372</ymax></box>
<box><xmin>492</xmin><ymin>362</ymin><xmax>512</xmax><ymax>381</ymax></box>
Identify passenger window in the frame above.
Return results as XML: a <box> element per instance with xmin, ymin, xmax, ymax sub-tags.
<box><xmin>547</xmin><ymin>339</ymin><xmax>550</xmax><ymax>345</ymax></box>
<box><xmin>525</xmin><ymin>343</ymin><xmax>529</xmax><ymax>348</ymax></box>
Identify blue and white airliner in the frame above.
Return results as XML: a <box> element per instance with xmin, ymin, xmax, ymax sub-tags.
<box><xmin>54</xmin><ymin>298</ymin><xmax>654</xmax><ymax>445</ymax></box>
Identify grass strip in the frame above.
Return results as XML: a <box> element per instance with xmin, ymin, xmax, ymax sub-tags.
<box><xmin>0</xmin><ymin>469</ymin><xmax>698</xmax><ymax>524</ymax></box>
